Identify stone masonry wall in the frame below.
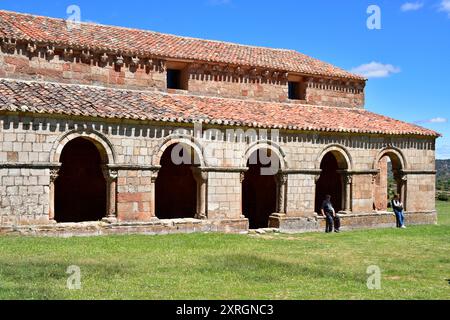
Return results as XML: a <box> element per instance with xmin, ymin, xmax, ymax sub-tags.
<box><xmin>0</xmin><ymin>168</ymin><xmax>50</xmax><ymax>225</ymax></box>
<box><xmin>285</xmin><ymin>174</ymin><xmax>316</xmax><ymax>217</ymax></box>
<box><xmin>406</xmin><ymin>174</ymin><xmax>436</xmax><ymax>212</ymax></box>
<box><xmin>0</xmin><ymin>113</ymin><xmax>437</xmax><ymax>226</ymax></box>
<box><xmin>117</xmin><ymin>170</ymin><xmax>154</xmax><ymax>222</ymax></box>
<box><xmin>0</xmin><ymin>47</ymin><xmax>364</xmax><ymax>107</ymax></box>
<box><xmin>207</xmin><ymin>171</ymin><xmax>242</xmax><ymax>220</ymax></box>
<box><xmin>188</xmin><ymin>76</ymin><xmax>289</xmax><ymax>102</ymax></box>
<box><xmin>306</xmin><ymin>86</ymin><xmax>365</xmax><ymax>109</ymax></box>
<box><xmin>0</xmin><ymin>49</ymin><xmax>165</xmax><ymax>91</ymax></box>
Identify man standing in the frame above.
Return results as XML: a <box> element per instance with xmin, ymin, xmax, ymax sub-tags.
<box><xmin>391</xmin><ymin>194</ymin><xmax>406</xmax><ymax>229</ymax></box>
<box><xmin>321</xmin><ymin>195</ymin><xmax>341</xmax><ymax>233</ymax></box>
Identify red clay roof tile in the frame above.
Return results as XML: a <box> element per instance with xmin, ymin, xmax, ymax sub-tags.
<box><xmin>0</xmin><ymin>79</ymin><xmax>439</xmax><ymax>137</ymax></box>
<box><xmin>0</xmin><ymin>10</ymin><xmax>364</xmax><ymax>81</ymax></box>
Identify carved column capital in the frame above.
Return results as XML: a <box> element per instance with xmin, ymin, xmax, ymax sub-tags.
<box><xmin>240</xmin><ymin>172</ymin><xmax>246</xmax><ymax>183</ymax></box>
<box><xmin>50</xmin><ymin>168</ymin><xmax>60</xmax><ymax>183</ymax></box>
<box><xmin>393</xmin><ymin>170</ymin><xmax>407</xmax><ymax>183</ymax></box>
<box><xmin>150</xmin><ymin>170</ymin><xmax>159</xmax><ymax>183</ymax></box>
<box><xmin>314</xmin><ymin>174</ymin><xmax>321</xmax><ymax>184</ymax></box>
<box><xmin>371</xmin><ymin>172</ymin><xmax>378</xmax><ymax>184</ymax></box>
<box><xmin>344</xmin><ymin>173</ymin><xmax>353</xmax><ymax>185</ymax></box>
<box><xmin>277</xmin><ymin>173</ymin><xmax>288</xmax><ymax>185</ymax></box>
<box><xmin>191</xmin><ymin>167</ymin><xmax>208</xmax><ymax>183</ymax></box>
<box><xmin>102</xmin><ymin>167</ymin><xmax>118</xmax><ymax>182</ymax></box>
<box><xmin>109</xmin><ymin>170</ymin><xmax>119</xmax><ymax>181</ymax></box>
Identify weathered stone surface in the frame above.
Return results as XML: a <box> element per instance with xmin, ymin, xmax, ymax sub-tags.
<box><xmin>0</xmin><ymin>218</ymin><xmax>249</xmax><ymax>237</ymax></box>
<box><xmin>0</xmin><ymin>11</ymin><xmax>438</xmax><ymax>236</ymax></box>
<box><xmin>0</xmin><ymin>114</ymin><xmax>437</xmax><ymax>230</ymax></box>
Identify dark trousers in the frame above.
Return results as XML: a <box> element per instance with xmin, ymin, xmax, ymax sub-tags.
<box><xmin>325</xmin><ymin>213</ymin><xmax>341</xmax><ymax>233</ymax></box>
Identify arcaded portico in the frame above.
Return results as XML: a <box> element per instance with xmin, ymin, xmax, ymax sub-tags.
<box><xmin>0</xmin><ymin>10</ymin><xmax>439</xmax><ymax>235</ymax></box>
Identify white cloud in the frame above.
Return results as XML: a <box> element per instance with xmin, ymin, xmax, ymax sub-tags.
<box><xmin>415</xmin><ymin>117</ymin><xmax>448</xmax><ymax>124</ymax></box>
<box><xmin>429</xmin><ymin>117</ymin><xmax>448</xmax><ymax>123</ymax></box>
<box><xmin>350</xmin><ymin>62</ymin><xmax>401</xmax><ymax>78</ymax></box>
<box><xmin>401</xmin><ymin>2</ymin><xmax>424</xmax><ymax>11</ymax></box>
<box><xmin>439</xmin><ymin>0</ymin><xmax>450</xmax><ymax>17</ymax></box>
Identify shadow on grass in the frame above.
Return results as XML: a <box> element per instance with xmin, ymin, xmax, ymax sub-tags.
<box><xmin>0</xmin><ymin>259</ymin><xmax>132</xmax><ymax>300</ymax></box>
<box><xmin>197</xmin><ymin>254</ymin><xmax>366</xmax><ymax>284</ymax></box>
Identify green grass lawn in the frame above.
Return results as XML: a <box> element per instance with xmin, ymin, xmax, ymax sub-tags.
<box><xmin>0</xmin><ymin>203</ymin><xmax>449</xmax><ymax>300</ymax></box>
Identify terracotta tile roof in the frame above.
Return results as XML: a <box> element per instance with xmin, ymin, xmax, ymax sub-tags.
<box><xmin>0</xmin><ymin>79</ymin><xmax>439</xmax><ymax>137</ymax></box>
<box><xmin>0</xmin><ymin>10</ymin><xmax>364</xmax><ymax>81</ymax></box>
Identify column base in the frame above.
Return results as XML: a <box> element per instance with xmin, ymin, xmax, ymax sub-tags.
<box><xmin>102</xmin><ymin>217</ymin><xmax>118</xmax><ymax>224</ymax></box>
<box><xmin>269</xmin><ymin>213</ymin><xmax>319</xmax><ymax>232</ymax></box>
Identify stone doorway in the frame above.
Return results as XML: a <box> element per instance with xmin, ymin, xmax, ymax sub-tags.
<box><xmin>155</xmin><ymin>144</ymin><xmax>198</xmax><ymax>219</ymax></box>
<box><xmin>374</xmin><ymin>151</ymin><xmax>406</xmax><ymax>211</ymax></box>
<box><xmin>315</xmin><ymin>152</ymin><xmax>345</xmax><ymax>213</ymax></box>
<box><xmin>242</xmin><ymin>149</ymin><xmax>280</xmax><ymax>229</ymax></box>
<box><xmin>54</xmin><ymin>137</ymin><xmax>107</xmax><ymax>223</ymax></box>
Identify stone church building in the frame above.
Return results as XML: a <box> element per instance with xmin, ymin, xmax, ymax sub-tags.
<box><xmin>0</xmin><ymin>10</ymin><xmax>439</xmax><ymax>235</ymax></box>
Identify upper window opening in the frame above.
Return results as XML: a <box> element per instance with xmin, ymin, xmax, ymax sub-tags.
<box><xmin>288</xmin><ymin>81</ymin><xmax>306</xmax><ymax>100</ymax></box>
<box><xmin>167</xmin><ymin>69</ymin><xmax>182</xmax><ymax>90</ymax></box>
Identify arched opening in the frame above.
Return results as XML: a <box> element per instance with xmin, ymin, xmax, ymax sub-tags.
<box><xmin>374</xmin><ymin>152</ymin><xmax>405</xmax><ymax>211</ymax></box>
<box><xmin>315</xmin><ymin>152</ymin><xmax>347</xmax><ymax>214</ymax></box>
<box><xmin>55</xmin><ymin>137</ymin><xmax>107</xmax><ymax>223</ymax></box>
<box><xmin>242</xmin><ymin>149</ymin><xmax>280</xmax><ymax>229</ymax></box>
<box><xmin>155</xmin><ymin>144</ymin><xmax>198</xmax><ymax>219</ymax></box>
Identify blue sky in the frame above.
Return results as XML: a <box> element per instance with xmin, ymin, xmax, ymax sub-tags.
<box><xmin>1</xmin><ymin>0</ymin><xmax>449</xmax><ymax>158</ymax></box>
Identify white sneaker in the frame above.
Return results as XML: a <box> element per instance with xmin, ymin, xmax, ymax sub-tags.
<box><xmin>401</xmin><ymin>225</ymin><xmax>407</xmax><ymax>229</ymax></box>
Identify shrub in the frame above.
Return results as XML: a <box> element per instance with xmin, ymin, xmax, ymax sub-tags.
<box><xmin>437</xmin><ymin>193</ymin><xmax>449</xmax><ymax>201</ymax></box>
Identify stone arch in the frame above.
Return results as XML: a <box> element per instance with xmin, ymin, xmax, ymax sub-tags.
<box><xmin>49</xmin><ymin>130</ymin><xmax>117</xmax><ymax>223</ymax></box>
<box><xmin>373</xmin><ymin>147</ymin><xmax>408</xmax><ymax>211</ymax></box>
<box><xmin>51</xmin><ymin>129</ymin><xmax>116</xmax><ymax>165</ymax></box>
<box><xmin>373</xmin><ymin>147</ymin><xmax>407</xmax><ymax>171</ymax></box>
<box><xmin>153</xmin><ymin>133</ymin><xmax>206</xmax><ymax>168</ymax></box>
<box><xmin>153</xmin><ymin>134</ymin><xmax>208</xmax><ymax>220</ymax></box>
<box><xmin>315</xmin><ymin>144</ymin><xmax>353</xmax><ymax>213</ymax></box>
<box><xmin>241</xmin><ymin>141</ymin><xmax>287</xmax><ymax>229</ymax></box>
<box><xmin>315</xmin><ymin>144</ymin><xmax>352</xmax><ymax>171</ymax></box>
<box><xmin>242</xmin><ymin>141</ymin><xmax>287</xmax><ymax>170</ymax></box>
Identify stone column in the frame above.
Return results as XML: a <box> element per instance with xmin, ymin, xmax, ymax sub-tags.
<box><xmin>102</xmin><ymin>167</ymin><xmax>118</xmax><ymax>223</ymax></box>
<box><xmin>150</xmin><ymin>170</ymin><xmax>159</xmax><ymax>218</ymax></box>
<box><xmin>394</xmin><ymin>171</ymin><xmax>408</xmax><ymax>211</ymax></box>
<box><xmin>314</xmin><ymin>174</ymin><xmax>321</xmax><ymax>214</ymax></box>
<box><xmin>49</xmin><ymin>168</ymin><xmax>60</xmax><ymax>222</ymax></box>
<box><xmin>277</xmin><ymin>173</ymin><xmax>288</xmax><ymax>214</ymax></box>
<box><xmin>371</xmin><ymin>172</ymin><xmax>379</xmax><ymax>212</ymax></box>
<box><xmin>192</xmin><ymin>168</ymin><xmax>208</xmax><ymax>220</ymax></box>
<box><xmin>240</xmin><ymin>171</ymin><xmax>246</xmax><ymax>219</ymax></box>
<box><xmin>343</xmin><ymin>173</ymin><xmax>353</xmax><ymax>213</ymax></box>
